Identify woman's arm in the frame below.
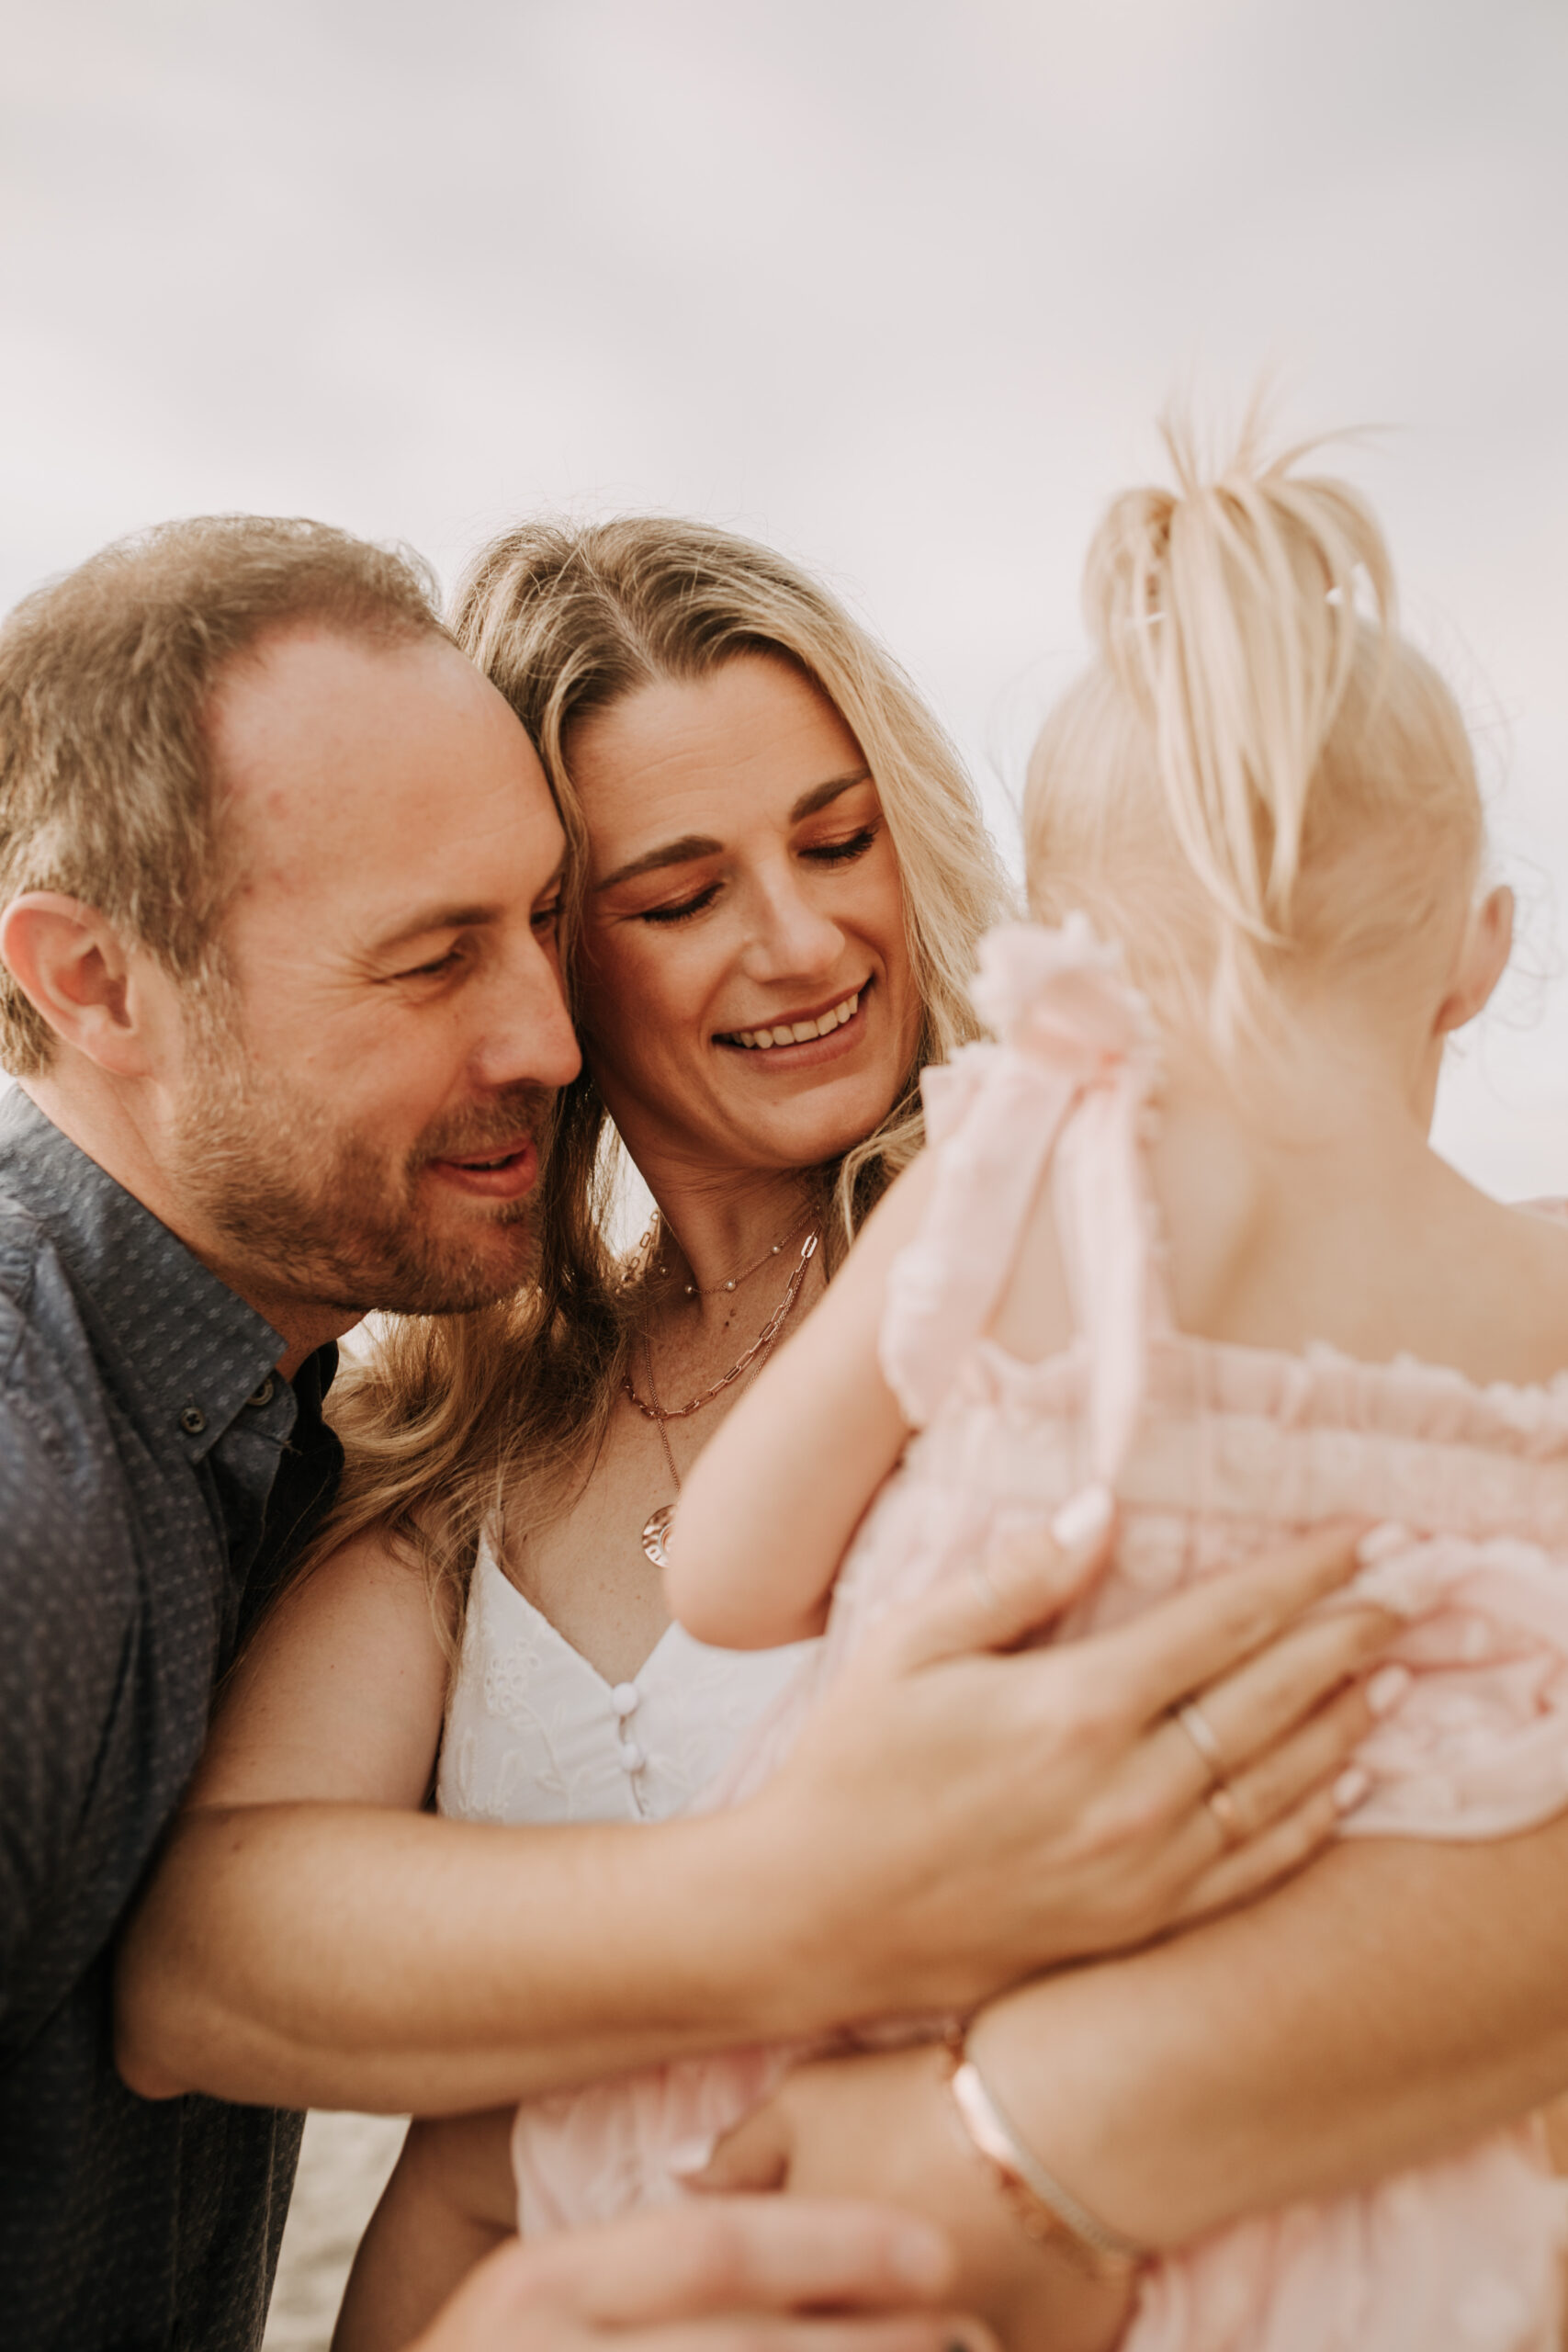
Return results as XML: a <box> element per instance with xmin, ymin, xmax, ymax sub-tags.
<box><xmin>968</xmin><ymin>1817</ymin><xmax>1568</xmax><ymax>2245</ymax></box>
<box><xmin>116</xmin><ymin>1514</ymin><xmax>1384</xmax><ymax>2115</ymax></box>
<box><xmin>666</xmin><ymin>1157</ymin><xmax>934</xmax><ymax>1649</ymax></box>
<box><xmin>705</xmin><ymin>1815</ymin><xmax>1568</xmax><ymax>2256</ymax></box>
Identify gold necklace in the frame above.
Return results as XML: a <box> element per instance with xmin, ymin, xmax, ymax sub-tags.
<box><xmin>624</xmin><ymin>1230</ymin><xmax>818</xmax><ymax>1422</ymax></box>
<box><xmin>660</xmin><ymin>1212</ymin><xmax>814</xmax><ymax>1298</ymax></box>
<box><xmin>629</xmin><ymin>1231</ymin><xmax>818</xmax><ymax>1566</ymax></box>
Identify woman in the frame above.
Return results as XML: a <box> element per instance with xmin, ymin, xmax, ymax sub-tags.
<box><xmin>120</xmin><ymin>519</ymin><xmax>1394</xmax><ymax>2346</ymax></box>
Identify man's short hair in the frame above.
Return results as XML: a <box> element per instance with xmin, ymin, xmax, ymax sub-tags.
<box><xmin>0</xmin><ymin>515</ymin><xmax>449</xmax><ymax>1075</ymax></box>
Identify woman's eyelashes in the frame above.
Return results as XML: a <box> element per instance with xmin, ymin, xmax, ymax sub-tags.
<box><xmin>637</xmin><ymin>881</ymin><xmax>722</xmax><ymax>927</ymax></box>
<box><xmin>803</xmin><ymin>822</ymin><xmax>881</xmax><ymax>867</ymax></box>
<box><xmin>632</xmin><ymin>825</ymin><xmax>883</xmax><ymax>927</ymax></box>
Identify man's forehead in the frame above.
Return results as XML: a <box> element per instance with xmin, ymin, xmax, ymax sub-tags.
<box><xmin>206</xmin><ymin>626</ymin><xmax>564</xmax><ymax>924</ymax></box>
<box><xmin>212</xmin><ymin>627</ymin><xmax>550</xmax><ymax>823</ymax></box>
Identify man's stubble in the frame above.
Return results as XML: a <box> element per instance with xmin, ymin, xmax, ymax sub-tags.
<box><xmin>170</xmin><ymin>986</ymin><xmax>557</xmax><ymax>1319</ymax></box>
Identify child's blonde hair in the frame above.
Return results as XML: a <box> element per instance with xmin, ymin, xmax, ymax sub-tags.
<box><xmin>1025</xmin><ymin>413</ymin><xmax>1484</xmax><ymax>1043</ymax></box>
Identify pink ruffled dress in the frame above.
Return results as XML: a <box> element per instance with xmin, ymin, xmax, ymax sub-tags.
<box><xmin>513</xmin><ymin>917</ymin><xmax>1568</xmax><ymax>2351</ymax></box>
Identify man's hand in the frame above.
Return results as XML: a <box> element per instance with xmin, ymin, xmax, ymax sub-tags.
<box><xmin>694</xmin><ymin>2051</ymin><xmax>1132</xmax><ymax>2352</ymax></box>
<box><xmin>405</xmin><ymin>2199</ymin><xmax>985</xmax><ymax>2352</ymax></box>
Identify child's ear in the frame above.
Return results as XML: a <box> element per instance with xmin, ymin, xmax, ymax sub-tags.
<box><xmin>1435</xmin><ymin>885</ymin><xmax>1514</xmax><ymax>1038</ymax></box>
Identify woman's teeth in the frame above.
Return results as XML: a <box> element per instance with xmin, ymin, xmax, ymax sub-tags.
<box><xmin>729</xmin><ymin>989</ymin><xmax>860</xmax><ymax>1050</ymax></box>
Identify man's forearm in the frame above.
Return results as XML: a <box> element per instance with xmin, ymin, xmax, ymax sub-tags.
<box><xmin>970</xmin><ymin>1814</ymin><xmax>1568</xmax><ymax>2249</ymax></box>
<box><xmin>116</xmin><ymin>1800</ymin><xmax>835</xmax><ymax>2112</ymax></box>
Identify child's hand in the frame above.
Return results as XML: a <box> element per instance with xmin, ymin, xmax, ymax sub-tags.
<box><xmin>404</xmin><ymin>2198</ymin><xmax>989</xmax><ymax>2352</ymax></box>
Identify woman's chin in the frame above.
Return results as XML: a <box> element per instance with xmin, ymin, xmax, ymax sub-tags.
<box><xmin>719</xmin><ymin>1076</ymin><xmax>907</xmax><ymax>1176</ymax></box>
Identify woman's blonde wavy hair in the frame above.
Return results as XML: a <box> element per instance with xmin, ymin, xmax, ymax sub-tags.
<box><xmin>1026</xmin><ymin>413</ymin><xmax>1484</xmax><ymax>1047</ymax></box>
<box><xmin>320</xmin><ymin>516</ymin><xmax>1011</xmax><ymax>1623</ymax></box>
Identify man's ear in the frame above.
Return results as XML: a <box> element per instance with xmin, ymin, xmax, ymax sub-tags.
<box><xmin>1435</xmin><ymin>884</ymin><xmax>1514</xmax><ymax>1039</ymax></box>
<box><xmin>0</xmin><ymin>893</ymin><xmax>156</xmax><ymax>1077</ymax></box>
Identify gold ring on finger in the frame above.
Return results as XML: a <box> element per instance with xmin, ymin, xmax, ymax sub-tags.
<box><xmin>1205</xmin><ymin>1782</ymin><xmax>1247</xmax><ymax>1849</ymax></box>
<box><xmin>1173</xmin><ymin>1698</ymin><xmax>1228</xmax><ymax>1788</ymax></box>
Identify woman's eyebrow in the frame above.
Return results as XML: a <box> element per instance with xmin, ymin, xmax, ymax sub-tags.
<box><xmin>594</xmin><ymin>833</ymin><xmax>723</xmax><ymax>892</ymax></box>
<box><xmin>789</xmin><ymin>770</ymin><xmax>872</xmax><ymax>822</ymax></box>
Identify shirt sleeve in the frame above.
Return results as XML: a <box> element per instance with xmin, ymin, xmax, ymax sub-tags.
<box><xmin>0</xmin><ymin>1349</ymin><xmax>139</xmax><ymax>2037</ymax></box>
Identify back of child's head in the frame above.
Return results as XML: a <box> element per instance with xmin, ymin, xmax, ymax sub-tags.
<box><xmin>1024</xmin><ymin>412</ymin><xmax>1484</xmax><ymax>1046</ymax></box>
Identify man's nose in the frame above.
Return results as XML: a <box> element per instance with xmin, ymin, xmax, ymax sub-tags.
<box><xmin>474</xmin><ymin>941</ymin><xmax>581</xmax><ymax>1093</ymax></box>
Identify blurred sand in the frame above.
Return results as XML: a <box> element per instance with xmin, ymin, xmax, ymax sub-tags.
<box><xmin>264</xmin><ymin>2112</ymin><xmax>408</xmax><ymax>2351</ymax></box>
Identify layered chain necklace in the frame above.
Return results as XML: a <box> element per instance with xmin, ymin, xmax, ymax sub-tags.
<box><xmin>624</xmin><ymin>1220</ymin><xmax>819</xmax><ymax>1566</ymax></box>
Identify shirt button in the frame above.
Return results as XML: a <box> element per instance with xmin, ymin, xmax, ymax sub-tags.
<box><xmin>179</xmin><ymin>1404</ymin><xmax>207</xmax><ymax>1436</ymax></box>
<box><xmin>610</xmin><ymin>1682</ymin><xmax>639</xmax><ymax>1717</ymax></box>
<box><xmin>247</xmin><ymin>1376</ymin><xmax>276</xmax><ymax>1409</ymax></box>
<box><xmin>617</xmin><ymin>1743</ymin><xmax>645</xmax><ymax>1772</ymax></box>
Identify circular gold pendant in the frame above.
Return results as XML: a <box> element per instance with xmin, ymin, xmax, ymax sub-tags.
<box><xmin>641</xmin><ymin>1503</ymin><xmax>676</xmax><ymax>1568</ymax></box>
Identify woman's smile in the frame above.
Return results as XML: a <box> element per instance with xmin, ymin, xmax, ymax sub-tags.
<box><xmin>716</xmin><ymin>977</ymin><xmax>869</xmax><ymax>1057</ymax></box>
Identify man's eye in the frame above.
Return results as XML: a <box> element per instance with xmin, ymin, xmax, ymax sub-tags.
<box><xmin>532</xmin><ymin>899</ymin><xmax>562</xmax><ymax>933</ymax></box>
<box><xmin>396</xmin><ymin>948</ymin><xmax>462</xmax><ymax>980</ymax></box>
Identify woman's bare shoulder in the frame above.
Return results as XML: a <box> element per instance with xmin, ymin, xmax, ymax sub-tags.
<box><xmin>187</xmin><ymin>1523</ymin><xmax>457</xmax><ymax>1812</ymax></box>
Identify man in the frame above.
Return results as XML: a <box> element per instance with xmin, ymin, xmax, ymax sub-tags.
<box><xmin>406</xmin><ymin>2203</ymin><xmax>981</xmax><ymax>2352</ymax></box>
<box><xmin>3</xmin><ymin>516</ymin><xmax>1348</xmax><ymax>2348</ymax></box>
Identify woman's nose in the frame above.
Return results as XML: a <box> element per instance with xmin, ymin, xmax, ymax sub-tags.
<box><xmin>742</xmin><ymin>869</ymin><xmax>843</xmax><ymax>981</ymax></box>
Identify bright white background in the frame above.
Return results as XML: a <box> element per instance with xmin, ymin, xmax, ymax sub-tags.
<box><xmin>4</xmin><ymin>0</ymin><xmax>1566</xmax><ymax>1190</ymax></box>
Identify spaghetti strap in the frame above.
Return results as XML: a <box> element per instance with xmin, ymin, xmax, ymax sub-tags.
<box><xmin>881</xmin><ymin>916</ymin><xmax>1164</xmax><ymax>1478</ymax></box>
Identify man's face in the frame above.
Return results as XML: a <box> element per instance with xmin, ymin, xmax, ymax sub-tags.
<box><xmin>168</xmin><ymin>625</ymin><xmax>581</xmax><ymax>1318</ymax></box>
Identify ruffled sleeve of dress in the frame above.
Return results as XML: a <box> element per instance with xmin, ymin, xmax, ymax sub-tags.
<box><xmin>880</xmin><ymin>915</ymin><xmax>1163</xmax><ymax>1482</ymax></box>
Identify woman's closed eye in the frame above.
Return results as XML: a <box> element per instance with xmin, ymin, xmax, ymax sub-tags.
<box><xmin>631</xmin><ymin>825</ymin><xmax>881</xmax><ymax>927</ymax></box>
<box><xmin>801</xmin><ymin>822</ymin><xmax>881</xmax><ymax>867</ymax></box>
<box><xmin>636</xmin><ymin>881</ymin><xmax>723</xmax><ymax>927</ymax></box>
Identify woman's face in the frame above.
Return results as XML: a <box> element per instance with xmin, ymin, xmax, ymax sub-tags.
<box><xmin>570</xmin><ymin>653</ymin><xmax>919</xmax><ymax>1182</ymax></box>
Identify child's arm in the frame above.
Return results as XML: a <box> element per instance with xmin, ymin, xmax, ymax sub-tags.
<box><xmin>664</xmin><ymin>1153</ymin><xmax>937</xmax><ymax>1650</ymax></box>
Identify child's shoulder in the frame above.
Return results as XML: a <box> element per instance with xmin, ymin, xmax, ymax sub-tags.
<box><xmin>1453</xmin><ymin>1187</ymin><xmax>1568</xmax><ymax>1389</ymax></box>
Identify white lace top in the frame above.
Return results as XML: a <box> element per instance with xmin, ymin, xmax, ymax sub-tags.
<box><xmin>435</xmin><ymin>1535</ymin><xmax>815</xmax><ymax>1826</ymax></box>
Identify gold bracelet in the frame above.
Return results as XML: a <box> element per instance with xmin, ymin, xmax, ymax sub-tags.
<box><xmin>946</xmin><ymin>2042</ymin><xmax>1146</xmax><ymax>2278</ymax></box>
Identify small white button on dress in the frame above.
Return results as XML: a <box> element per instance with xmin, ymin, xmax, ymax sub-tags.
<box><xmin>436</xmin><ymin>1538</ymin><xmax>816</xmax><ymax>1829</ymax></box>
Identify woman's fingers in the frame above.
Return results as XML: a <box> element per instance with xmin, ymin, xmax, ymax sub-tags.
<box><xmin>1105</xmin><ymin>1522</ymin><xmax>1368</xmax><ymax>1725</ymax></box>
<box><xmin>879</xmin><ymin>1487</ymin><xmax>1116</xmax><ymax>1672</ymax></box>
<box><xmin>1221</xmin><ymin>1677</ymin><xmax>1373</xmax><ymax>1832</ymax></box>
<box><xmin>1167</xmin><ymin>1602</ymin><xmax>1395</xmax><ymax>1786</ymax></box>
<box><xmin>1170</xmin><ymin>1778</ymin><xmax>1345</xmax><ymax>1924</ymax></box>
<box><xmin>1153</xmin><ymin>1674</ymin><xmax>1379</xmax><ymax>1924</ymax></box>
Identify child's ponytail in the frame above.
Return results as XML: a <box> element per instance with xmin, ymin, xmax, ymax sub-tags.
<box><xmin>1082</xmin><ymin>417</ymin><xmax>1396</xmax><ymax>948</ymax></box>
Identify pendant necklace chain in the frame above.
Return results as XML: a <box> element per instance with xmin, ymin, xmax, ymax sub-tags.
<box><xmin>628</xmin><ymin>1225</ymin><xmax>818</xmax><ymax>1566</ymax></box>
<box><xmin>659</xmin><ymin>1211</ymin><xmax>814</xmax><ymax>1299</ymax></box>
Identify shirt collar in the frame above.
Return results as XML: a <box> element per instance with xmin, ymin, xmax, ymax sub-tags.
<box><xmin>0</xmin><ymin>1088</ymin><xmax>288</xmax><ymax>1462</ymax></box>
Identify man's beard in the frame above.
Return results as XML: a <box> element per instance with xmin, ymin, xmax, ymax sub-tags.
<box><xmin>171</xmin><ymin>1004</ymin><xmax>557</xmax><ymax>1318</ymax></box>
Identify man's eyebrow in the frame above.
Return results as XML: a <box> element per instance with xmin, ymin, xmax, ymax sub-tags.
<box><xmin>594</xmin><ymin>835</ymin><xmax>723</xmax><ymax>893</ymax></box>
<box><xmin>789</xmin><ymin>771</ymin><xmax>872</xmax><ymax>822</ymax></box>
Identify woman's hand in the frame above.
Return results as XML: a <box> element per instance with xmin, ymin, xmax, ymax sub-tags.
<box><xmin>405</xmin><ymin>2198</ymin><xmax>988</xmax><ymax>2352</ymax></box>
<box><xmin>694</xmin><ymin>2049</ymin><xmax>1133</xmax><ymax>2352</ymax></box>
<box><xmin>751</xmin><ymin>1496</ymin><xmax>1393</xmax><ymax>2020</ymax></box>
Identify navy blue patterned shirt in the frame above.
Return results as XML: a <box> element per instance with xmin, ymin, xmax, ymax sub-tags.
<box><xmin>0</xmin><ymin>1089</ymin><xmax>343</xmax><ymax>2348</ymax></box>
